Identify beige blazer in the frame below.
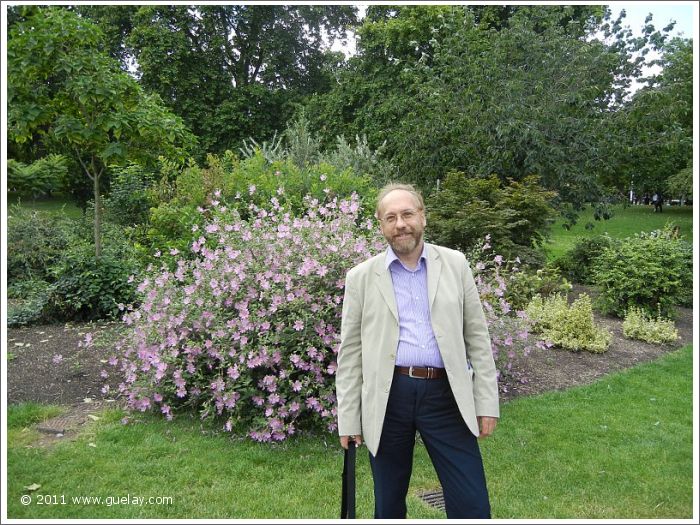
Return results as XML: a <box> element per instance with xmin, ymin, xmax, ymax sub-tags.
<box><xmin>336</xmin><ymin>242</ymin><xmax>500</xmax><ymax>456</ymax></box>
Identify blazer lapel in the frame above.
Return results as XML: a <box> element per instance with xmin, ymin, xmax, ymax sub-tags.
<box><xmin>374</xmin><ymin>254</ymin><xmax>398</xmax><ymax>323</ymax></box>
<box><xmin>427</xmin><ymin>244</ymin><xmax>442</xmax><ymax>311</ymax></box>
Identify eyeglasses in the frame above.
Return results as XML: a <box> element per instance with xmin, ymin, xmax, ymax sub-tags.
<box><xmin>379</xmin><ymin>209</ymin><xmax>421</xmax><ymax>225</ymax></box>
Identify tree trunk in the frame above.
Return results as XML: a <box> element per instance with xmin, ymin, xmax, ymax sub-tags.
<box><xmin>93</xmin><ymin>168</ymin><xmax>102</xmax><ymax>258</ymax></box>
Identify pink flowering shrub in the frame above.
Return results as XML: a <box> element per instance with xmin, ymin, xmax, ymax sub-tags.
<box><xmin>97</xmin><ymin>196</ymin><xmax>540</xmax><ymax>440</ymax></box>
<box><xmin>468</xmin><ymin>235</ymin><xmax>551</xmax><ymax>392</ymax></box>
<box><xmin>105</xmin><ymin>190</ymin><xmax>384</xmax><ymax>442</ymax></box>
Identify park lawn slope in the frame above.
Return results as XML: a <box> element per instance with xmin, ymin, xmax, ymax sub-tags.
<box><xmin>546</xmin><ymin>204</ymin><xmax>693</xmax><ymax>260</ymax></box>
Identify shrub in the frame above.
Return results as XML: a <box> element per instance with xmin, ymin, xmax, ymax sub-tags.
<box><xmin>7</xmin><ymin>154</ymin><xmax>68</xmax><ymax>197</ymax></box>
<box><xmin>49</xmin><ymin>249</ymin><xmax>139</xmax><ymax>321</ymax></box>
<box><xmin>426</xmin><ymin>172</ymin><xmax>557</xmax><ymax>265</ymax></box>
<box><xmin>47</xmin><ymin>217</ymin><xmax>141</xmax><ymax>322</ymax></box>
<box><xmin>7</xmin><ymin>279</ymin><xmax>54</xmax><ymax>327</ymax></box>
<box><xmin>101</xmin><ymin>192</ymin><xmax>385</xmax><ymax>442</ymax></box>
<box><xmin>555</xmin><ymin>234</ymin><xmax>619</xmax><ymax>284</ymax></box>
<box><xmin>242</xmin><ymin>111</ymin><xmax>397</xmax><ymax>183</ymax></box>
<box><xmin>592</xmin><ymin>225</ymin><xmax>692</xmax><ymax>318</ymax></box>
<box><xmin>7</xmin><ymin>205</ymin><xmax>74</xmax><ymax>282</ymax></box>
<box><xmin>468</xmin><ymin>237</ymin><xmax>550</xmax><ymax>389</ymax></box>
<box><xmin>142</xmin><ymin>153</ymin><xmax>378</xmax><ymax>267</ymax></box>
<box><xmin>505</xmin><ymin>264</ymin><xmax>572</xmax><ymax>311</ymax></box>
<box><xmin>318</xmin><ymin>134</ymin><xmax>396</xmax><ymax>185</ymax></box>
<box><xmin>622</xmin><ymin>307</ymin><xmax>679</xmax><ymax>344</ymax></box>
<box><xmin>525</xmin><ymin>293</ymin><xmax>611</xmax><ymax>353</ymax></box>
<box><xmin>103</xmin><ymin>163</ymin><xmax>155</xmax><ymax>226</ymax></box>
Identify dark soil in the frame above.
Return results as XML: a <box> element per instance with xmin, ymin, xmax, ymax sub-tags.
<box><xmin>6</xmin><ymin>286</ymin><xmax>694</xmax><ymax>408</ymax></box>
<box><xmin>7</xmin><ymin>321</ymin><xmax>120</xmax><ymax>406</ymax></box>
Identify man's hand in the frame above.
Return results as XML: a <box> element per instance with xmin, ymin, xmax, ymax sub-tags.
<box><xmin>340</xmin><ymin>435</ymin><xmax>363</xmax><ymax>449</ymax></box>
<box><xmin>478</xmin><ymin>416</ymin><xmax>498</xmax><ymax>439</ymax></box>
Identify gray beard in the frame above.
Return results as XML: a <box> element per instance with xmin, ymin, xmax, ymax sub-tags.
<box><xmin>390</xmin><ymin>233</ymin><xmax>421</xmax><ymax>255</ymax></box>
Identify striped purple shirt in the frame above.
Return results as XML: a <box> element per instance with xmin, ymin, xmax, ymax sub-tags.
<box><xmin>386</xmin><ymin>245</ymin><xmax>445</xmax><ymax>368</ymax></box>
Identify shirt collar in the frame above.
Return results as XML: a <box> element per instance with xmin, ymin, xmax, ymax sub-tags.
<box><xmin>385</xmin><ymin>242</ymin><xmax>427</xmax><ymax>271</ymax></box>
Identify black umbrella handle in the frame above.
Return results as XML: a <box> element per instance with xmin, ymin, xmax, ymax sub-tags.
<box><xmin>341</xmin><ymin>439</ymin><xmax>356</xmax><ymax>519</ymax></box>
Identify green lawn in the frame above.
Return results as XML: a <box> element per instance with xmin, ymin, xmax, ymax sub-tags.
<box><xmin>545</xmin><ymin>204</ymin><xmax>694</xmax><ymax>260</ymax></box>
<box><xmin>7</xmin><ymin>192</ymin><xmax>83</xmax><ymax>219</ymax></box>
<box><xmin>7</xmin><ymin>345</ymin><xmax>692</xmax><ymax>519</ymax></box>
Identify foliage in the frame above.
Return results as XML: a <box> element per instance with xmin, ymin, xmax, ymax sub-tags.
<box><xmin>48</xmin><ymin>223</ymin><xmax>140</xmax><ymax>322</ymax></box>
<box><xmin>6</xmin><ymin>205</ymin><xmax>74</xmax><ymax>283</ymax></box>
<box><xmin>592</xmin><ymin>225</ymin><xmax>692</xmax><ymax>318</ymax></box>
<box><xmin>100</xmin><ymin>192</ymin><xmax>385</xmax><ymax>442</ymax></box>
<box><xmin>7</xmin><ymin>279</ymin><xmax>54</xmax><ymax>327</ymax></box>
<box><xmin>103</xmin><ymin>163</ymin><xmax>155</xmax><ymax>226</ymax></box>
<box><xmin>467</xmin><ymin>238</ymin><xmax>551</xmax><ymax>389</ymax></box>
<box><xmin>505</xmin><ymin>265</ymin><xmax>572</xmax><ymax>311</ymax></box>
<box><xmin>7</xmin><ymin>6</ymin><xmax>195</xmax><ymax>257</ymax></box>
<box><xmin>318</xmin><ymin>134</ymin><xmax>396</xmax><ymax>186</ymax></box>
<box><xmin>426</xmin><ymin>172</ymin><xmax>557</xmax><ymax>264</ymax></box>
<box><xmin>555</xmin><ymin>234</ymin><xmax>620</xmax><ymax>284</ymax></box>
<box><xmin>7</xmin><ymin>155</ymin><xmax>69</xmax><ymax>197</ymax></box>
<box><xmin>240</xmin><ymin>112</ymin><xmax>396</xmax><ymax>184</ymax></box>
<box><xmin>607</xmin><ymin>37</ymin><xmax>693</xmax><ymax>197</ymax></box>
<box><xmin>239</xmin><ymin>133</ymin><xmax>285</xmax><ymax>164</ymax></box>
<box><xmin>142</xmin><ymin>153</ymin><xmax>378</xmax><ymax>265</ymax></box>
<box><xmin>307</xmin><ymin>5</ymin><xmax>671</xmax><ymax>205</ymax></box>
<box><xmin>282</xmin><ymin>112</ymin><xmax>322</xmax><ymax>168</ymax></box>
<box><xmin>525</xmin><ymin>293</ymin><xmax>611</xmax><ymax>353</ymax></box>
<box><xmin>118</xmin><ymin>5</ymin><xmax>357</xmax><ymax>156</ymax></box>
<box><xmin>546</xmin><ymin>203</ymin><xmax>693</xmax><ymax>262</ymax></box>
<box><xmin>7</xmin><ymin>202</ymin><xmax>140</xmax><ymax>324</ymax></box>
<box><xmin>665</xmin><ymin>165</ymin><xmax>692</xmax><ymax>202</ymax></box>
<box><xmin>622</xmin><ymin>307</ymin><xmax>679</xmax><ymax>345</ymax></box>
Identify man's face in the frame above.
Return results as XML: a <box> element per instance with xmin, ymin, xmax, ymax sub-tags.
<box><xmin>377</xmin><ymin>190</ymin><xmax>426</xmax><ymax>256</ymax></box>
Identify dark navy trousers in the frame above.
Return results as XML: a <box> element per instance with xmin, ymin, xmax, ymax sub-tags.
<box><xmin>369</xmin><ymin>370</ymin><xmax>491</xmax><ymax>519</ymax></box>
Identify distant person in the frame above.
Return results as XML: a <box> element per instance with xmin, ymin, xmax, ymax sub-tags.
<box><xmin>652</xmin><ymin>193</ymin><xmax>663</xmax><ymax>213</ymax></box>
<box><xmin>643</xmin><ymin>193</ymin><xmax>650</xmax><ymax>205</ymax></box>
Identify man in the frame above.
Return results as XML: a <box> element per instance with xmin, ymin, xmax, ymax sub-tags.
<box><xmin>336</xmin><ymin>183</ymin><xmax>499</xmax><ymax>519</ymax></box>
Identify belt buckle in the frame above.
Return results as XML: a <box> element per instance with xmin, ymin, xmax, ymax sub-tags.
<box><xmin>408</xmin><ymin>366</ymin><xmax>428</xmax><ymax>379</ymax></box>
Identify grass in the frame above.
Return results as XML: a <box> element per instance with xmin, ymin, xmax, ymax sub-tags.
<box><xmin>545</xmin><ymin>203</ymin><xmax>693</xmax><ymax>260</ymax></box>
<box><xmin>7</xmin><ymin>403</ymin><xmax>65</xmax><ymax>449</ymax></box>
<box><xmin>7</xmin><ymin>345</ymin><xmax>692</xmax><ymax>519</ymax></box>
<box><xmin>7</xmin><ymin>192</ymin><xmax>83</xmax><ymax>219</ymax></box>
<box><xmin>481</xmin><ymin>344</ymin><xmax>693</xmax><ymax>519</ymax></box>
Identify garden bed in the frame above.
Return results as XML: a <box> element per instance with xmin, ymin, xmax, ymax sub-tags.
<box><xmin>6</xmin><ymin>288</ymin><xmax>693</xmax><ymax>408</ymax></box>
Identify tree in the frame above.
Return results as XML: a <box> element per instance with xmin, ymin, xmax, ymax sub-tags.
<box><xmin>8</xmin><ymin>7</ymin><xmax>195</xmax><ymax>257</ymax></box>
<box><xmin>665</xmin><ymin>165</ymin><xmax>692</xmax><ymax>204</ymax></box>
<box><xmin>78</xmin><ymin>5</ymin><xmax>357</xmax><ymax>155</ymax></box>
<box><xmin>605</xmin><ymin>36</ymin><xmax>693</xmax><ymax>197</ymax></box>
<box><xmin>305</xmin><ymin>6</ymin><xmax>675</xmax><ymax>207</ymax></box>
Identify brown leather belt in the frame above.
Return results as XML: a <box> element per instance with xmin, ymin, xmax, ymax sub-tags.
<box><xmin>395</xmin><ymin>366</ymin><xmax>447</xmax><ymax>380</ymax></box>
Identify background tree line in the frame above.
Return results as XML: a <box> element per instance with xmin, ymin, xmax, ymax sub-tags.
<box><xmin>8</xmin><ymin>4</ymin><xmax>692</xmax><ymax>209</ymax></box>
<box><xmin>6</xmin><ymin>4</ymin><xmax>693</xmax><ymax>325</ymax></box>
